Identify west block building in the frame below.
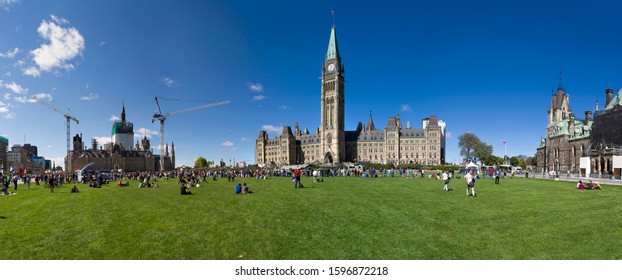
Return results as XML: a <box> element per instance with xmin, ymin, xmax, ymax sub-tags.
<box><xmin>255</xmin><ymin>24</ymin><xmax>446</xmax><ymax>166</ymax></box>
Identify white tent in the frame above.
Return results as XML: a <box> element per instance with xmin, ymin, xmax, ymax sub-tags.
<box><xmin>465</xmin><ymin>162</ymin><xmax>478</xmax><ymax>168</ymax></box>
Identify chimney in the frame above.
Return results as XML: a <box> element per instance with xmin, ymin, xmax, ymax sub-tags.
<box><xmin>606</xmin><ymin>88</ymin><xmax>613</xmax><ymax>106</ymax></box>
<box><xmin>585</xmin><ymin>110</ymin><xmax>592</xmax><ymax>124</ymax></box>
<box><xmin>568</xmin><ymin>113</ymin><xmax>575</xmax><ymax>136</ymax></box>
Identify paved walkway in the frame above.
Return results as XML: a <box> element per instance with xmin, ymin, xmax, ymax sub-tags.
<box><xmin>530</xmin><ymin>174</ymin><xmax>622</xmax><ymax>186</ymax></box>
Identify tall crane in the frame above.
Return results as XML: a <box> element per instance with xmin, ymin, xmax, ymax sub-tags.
<box><xmin>35</xmin><ymin>98</ymin><xmax>79</xmax><ymax>170</ymax></box>
<box><xmin>152</xmin><ymin>97</ymin><xmax>231</xmax><ymax>171</ymax></box>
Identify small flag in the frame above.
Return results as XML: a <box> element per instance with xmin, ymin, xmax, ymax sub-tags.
<box><xmin>331</xmin><ymin>10</ymin><xmax>334</xmax><ymax>16</ymax></box>
<box><xmin>9</xmin><ymin>166</ymin><xmax>14</xmax><ymax>174</ymax></box>
<box><xmin>503</xmin><ymin>140</ymin><xmax>507</xmax><ymax>144</ymax></box>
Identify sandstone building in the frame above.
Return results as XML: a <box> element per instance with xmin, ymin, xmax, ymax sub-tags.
<box><xmin>255</xmin><ymin>25</ymin><xmax>446</xmax><ymax>166</ymax></box>
<box><xmin>68</xmin><ymin>105</ymin><xmax>175</xmax><ymax>172</ymax></box>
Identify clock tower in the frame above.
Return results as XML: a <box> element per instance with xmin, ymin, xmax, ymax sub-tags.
<box><xmin>320</xmin><ymin>25</ymin><xmax>345</xmax><ymax>164</ymax></box>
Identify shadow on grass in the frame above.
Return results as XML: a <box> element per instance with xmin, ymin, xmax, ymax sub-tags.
<box><xmin>0</xmin><ymin>216</ymin><xmax>6</xmax><ymax>219</ymax></box>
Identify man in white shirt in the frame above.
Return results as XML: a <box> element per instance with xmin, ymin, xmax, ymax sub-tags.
<box><xmin>442</xmin><ymin>170</ymin><xmax>449</xmax><ymax>191</ymax></box>
<box><xmin>465</xmin><ymin>171</ymin><xmax>476</xmax><ymax>197</ymax></box>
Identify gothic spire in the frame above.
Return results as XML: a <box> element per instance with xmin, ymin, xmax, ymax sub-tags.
<box><xmin>121</xmin><ymin>102</ymin><xmax>126</xmax><ymax>123</ymax></box>
<box><xmin>326</xmin><ymin>26</ymin><xmax>340</xmax><ymax>61</ymax></box>
<box><xmin>367</xmin><ymin>111</ymin><xmax>376</xmax><ymax>131</ymax></box>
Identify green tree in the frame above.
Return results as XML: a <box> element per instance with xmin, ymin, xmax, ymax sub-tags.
<box><xmin>510</xmin><ymin>156</ymin><xmax>519</xmax><ymax>167</ymax></box>
<box><xmin>194</xmin><ymin>156</ymin><xmax>208</xmax><ymax>168</ymax></box>
<box><xmin>458</xmin><ymin>133</ymin><xmax>480</xmax><ymax>162</ymax></box>
<box><xmin>473</xmin><ymin>142</ymin><xmax>493</xmax><ymax>164</ymax></box>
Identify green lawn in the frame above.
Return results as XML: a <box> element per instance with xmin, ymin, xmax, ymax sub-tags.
<box><xmin>1</xmin><ymin>175</ymin><xmax>621</xmax><ymax>260</ymax></box>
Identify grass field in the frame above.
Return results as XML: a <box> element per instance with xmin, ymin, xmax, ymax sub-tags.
<box><xmin>1</xmin><ymin>175</ymin><xmax>621</xmax><ymax>260</ymax></box>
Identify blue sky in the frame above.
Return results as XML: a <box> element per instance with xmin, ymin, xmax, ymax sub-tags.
<box><xmin>1</xmin><ymin>0</ymin><xmax>622</xmax><ymax>167</ymax></box>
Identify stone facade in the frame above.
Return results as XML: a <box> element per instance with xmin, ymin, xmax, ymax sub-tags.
<box><xmin>537</xmin><ymin>86</ymin><xmax>622</xmax><ymax>176</ymax></box>
<box><xmin>68</xmin><ymin>105</ymin><xmax>175</xmax><ymax>172</ymax></box>
<box><xmin>587</xmin><ymin>88</ymin><xmax>622</xmax><ymax>176</ymax></box>
<box><xmin>255</xmin><ymin>25</ymin><xmax>446</xmax><ymax>166</ymax></box>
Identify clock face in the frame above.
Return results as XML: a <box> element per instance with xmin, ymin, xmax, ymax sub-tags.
<box><xmin>327</xmin><ymin>63</ymin><xmax>335</xmax><ymax>72</ymax></box>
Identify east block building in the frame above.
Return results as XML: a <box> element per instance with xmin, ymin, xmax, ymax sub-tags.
<box><xmin>537</xmin><ymin>86</ymin><xmax>622</xmax><ymax>177</ymax></box>
<box><xmin>255</xmin><ymin>25</ymin><xmax>446</xmax><ymax>166</ymax></box>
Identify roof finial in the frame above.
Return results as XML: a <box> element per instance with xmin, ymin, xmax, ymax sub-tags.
<box><xmin>331</xmin><ymin>9</ymin><xmax>335</xmax><ymax>27</ymax></box>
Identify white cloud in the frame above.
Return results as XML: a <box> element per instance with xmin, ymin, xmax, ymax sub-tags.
<box><xmin>3</xmin><ymin>93</ymin><xmax>10</xmax><ymax>100</ymax></box>
<box><xmin>13</xmin><ymin>96</ymin><xmax>26</xmax><ymax>103</ymax></box>
<box><xmin>29</xmin><ymin>93</ymin><xmax>52</xmax><ymax>102</ymax></box>
<box><xmin>162</xmin><ymin>76</ymin><xmax>176</xmax><ymax>88</ymax></box>
<box><xmin>401</xmin><ymin>104</ymin><xmax>413</xmax><ymax>113</ymax></box>
<box><xmin>46</xmin><ymin>144</ymin><xmax>53</xmax><ymax>148</ymax></box>
<box><xmin>0</xmin><ymin>47</ymin><xmax>20</xmax><ymax>58</ymax></box>
<box><xmin>92</xmin><ymin>136</ymin><xmax>112</xmax><ymax>146</ymax></box>
<box><xmin>278</xmin><ymin>105</ymin><xmax>289</xmax><ymax>110</ymax></box>
<box><xmin>5</xmin><ymin>72</ymin><xmax>11</xmax><ymax>77</ymax></box>
<box><xmin>0</xmin><ymin>101</ymin><xmax>15</xmax><ymax>119</ymax></box>
<box><xmin>222</xmin><ymin>141</ymin><xmax>234</xmax><ymax>147</ymax></box>
<box><xmin>136</xmin><ymin>127</ymin><xmax>158</xmax><ymax>138</ymax></box>
<box><xmin>22</xmin><ymin>66</ymin><xmax>40</xmax><ymax>77</ymax></box>
<box><xmin>261</xmin><ymin>124</ymin><xmax>283</xmax><ymax>134</ymax></box>
<box><xmin>248</xmin><ymin>83</ymin><xmax>263</xmax><ymax>92</ymax></box>
<box><xmin>79</xmin><ymin>92</ymin><xmax>98</xmax><ymax>101</ymax></box>
<box><xmin>28</xmin><ymin>15</ymin><xmax>85</xmax><ymax>75</ymax></box>
<box><xmin>446</xmin><ymin>131</ymin><xmax>453</xmax><ymax>139</ymax></box>
<box><xmin>240</xmin><ymin>137</ymin><xmax>250</xmax><ymax>142</ymax></box>
<box><xmin>252</xmin><ymin>95</ymin><xmax>266</xmax><ymax>101</ymax></box>
<box><xmin>0</xmin><ymin>0</ymin><xmax>20</xmax><ymax>11</ymax></box>
<box><xmin>4</xmin><ymin>81</ymin><xmax>27</xmax><ymax>94</ymax></box>
<box><xmin>109</xmin><ymin>115</ymin><xmax>120</xmax><ymax>121</ymax></box>
<box><xmin>99</xmin><ymin>41</ymin><xmax>106</xmax><ymax>47</ymax></box>
<box><xmin>15</xmin><ymin>93</ymin><xmax>49</xmax><ymax>103</ymax></box>
<box><xmin>50</xmin><ymin>15</ymin><xmax>69</xmax><ymax>25</ymax></box>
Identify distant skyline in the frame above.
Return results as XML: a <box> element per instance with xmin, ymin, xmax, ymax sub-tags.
<box><xmin>2</xmin><ymin>0</ymin><xmax>622</xmax><ymax>167</ymax></box>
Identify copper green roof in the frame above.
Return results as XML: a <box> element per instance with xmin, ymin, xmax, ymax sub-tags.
<box><xmin>604</xmin><ymin>89</ymin><xmax>622</xmax><ymax>111</ymax></box>
<box><xmin>112</xmin><ymin>120</ymin><xmax>133</xmax><ymax>135</ymax></box>
<box><xmin>326</xmin><ymin>26</ymin><xmax>340</xmax><ymax>61</ymax></box>
<box><xmin>0</xmin><ymin>136</ymin><xmax>8</xmax><ymax>144</ymax></box>
<box><xmin>550</xmin><ymin>119</ymin><xmax>592</xmax><ymax>139</ymax></box>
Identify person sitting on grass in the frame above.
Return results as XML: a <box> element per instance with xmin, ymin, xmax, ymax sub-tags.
<box><xmin>241</xmin><ymin>183</ymin><xmax>252</xmax><ymax>194</ymax></box>
<box><xmin>586</xmin><ymin>180</ymin><xmax>594</xmax><ymax>190</ymax></box>
<box><xmin>235</xmin><ymin>183</ymin><xmax>242</xmax><ymax>194</ymax></box>
<box><xmin>70</xmin><ymin>185</ymin><xmax>79</xmax><ymax>193</ymax></box>
<box><xmin>577</xmin><ymin>180</ymin><xmax>586</xmax><ymax>190</ymax></box>
<box><xmin>593</xmin><ymin>182</ymin><xmax>602</xmax><ymax>190</ymax></box>
<box><xmin>180</xmin><ymin>185</ymin><xmax>192</xmax><ymax>195</ymax></box>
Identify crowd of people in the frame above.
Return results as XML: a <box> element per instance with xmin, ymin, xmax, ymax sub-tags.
<box><xmin>0</xmin><ymin>165</ymin><xmax>611</xmax><ymax>199</ymax></box>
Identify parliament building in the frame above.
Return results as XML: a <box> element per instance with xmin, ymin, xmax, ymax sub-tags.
<box><xmin>536</xmin><ymin>84</ymin><xmax>622</xmax><ymax>177</ymax></box>
<box><xmin>255</xmin><ymin>25</ymin><xmax>446</xmax><ymax>166</ymax></box>
<box><xmin>68</xmin><ymin>104</ymin><xmax>175</xmax><ymax>172</ymax></box>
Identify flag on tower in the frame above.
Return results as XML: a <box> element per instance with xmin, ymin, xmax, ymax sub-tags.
<box><xmin>331</xmin><ymin>10</ymin><xmax>334</xmax><ymax>16</ymax></box>
<box><xmin>503</xmin><ymin>140</ymin><xmax>507</xmax><ymax>144</ymax></box>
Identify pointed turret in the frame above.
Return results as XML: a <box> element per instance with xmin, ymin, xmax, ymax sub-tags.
<box><xmin>367</xmin><ymin>112</ymin><xmax>376</xmax><ymax>131</ymax></box>
<box><xmin>121</xmin><ymin>102</ymin><xmax>126</xmax><ymax>123</ymax></box>
<box><xmin>326</xmin><ymin>26</ymin><xmax>340</xmax><ymax>61</ymax></box>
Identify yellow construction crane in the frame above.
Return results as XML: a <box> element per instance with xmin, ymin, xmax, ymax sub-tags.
<box><xmin>152</xmin><ymin>97</ymin><xmax>231</xmax><ymax>171</ymax></box>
